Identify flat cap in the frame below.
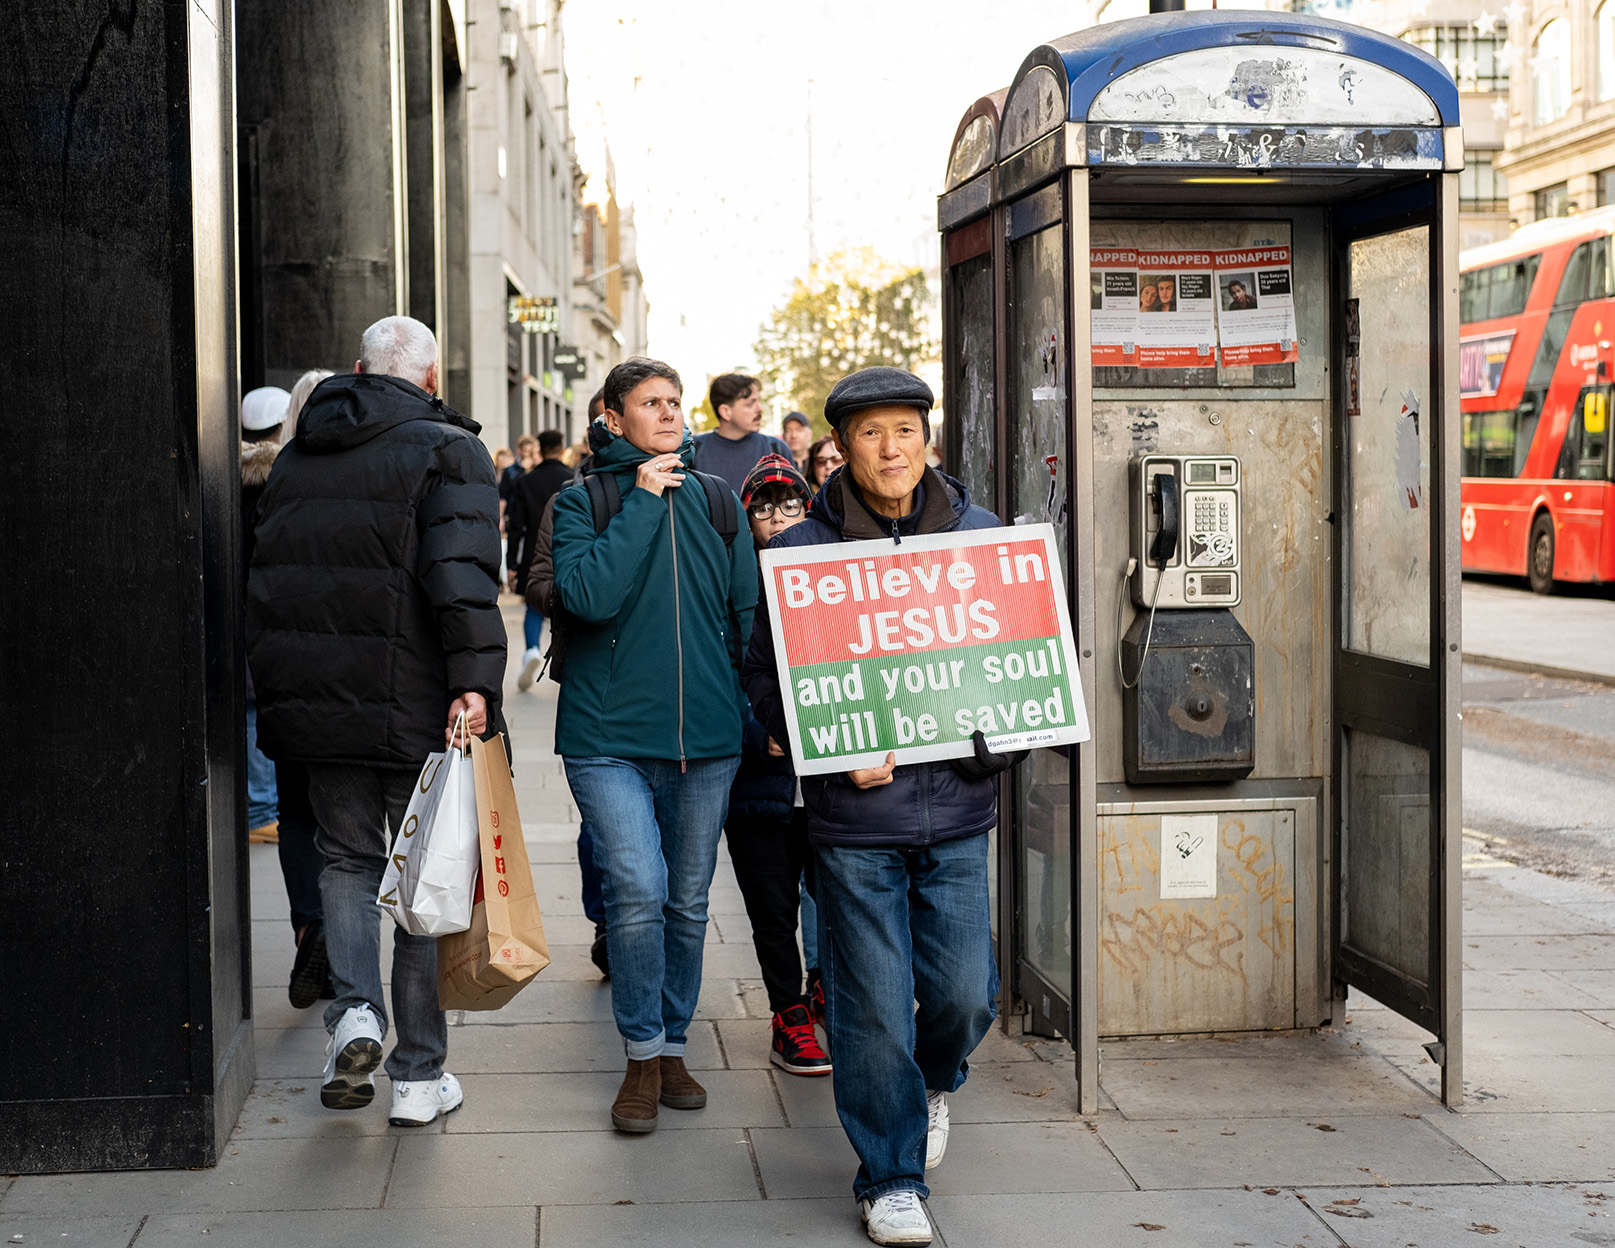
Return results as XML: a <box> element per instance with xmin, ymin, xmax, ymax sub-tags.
<box><xmin>823</xmin><ymin>367</ymin><xmax>933</xmax><ymax>431</ymax></box>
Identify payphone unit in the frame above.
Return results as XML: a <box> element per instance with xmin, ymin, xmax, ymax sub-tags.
<box><xmin>1130</xmin><ymin>455</ymin><xmax>1241</xmax><ymax>609</ymax></box>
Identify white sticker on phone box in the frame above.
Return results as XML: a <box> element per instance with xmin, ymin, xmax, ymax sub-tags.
<box><xmin>1159</xmin><ymin>813</ymin><xmax>1218</xmax><ymax>899</ymax></box>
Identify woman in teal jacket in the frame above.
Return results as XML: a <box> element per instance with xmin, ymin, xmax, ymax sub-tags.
<box><xmin>550</xmin><ymin>357</ymin><xmax>758</xmax><ymax>1135</ymax></box>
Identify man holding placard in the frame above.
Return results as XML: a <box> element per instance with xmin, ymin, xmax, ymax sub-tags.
<box><xmin>743</xmin><ymin>368</ymin><xmax>1079</xmax><ymax>1246</ymax></box>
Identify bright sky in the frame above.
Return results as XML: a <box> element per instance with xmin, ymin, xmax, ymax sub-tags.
<box><xmin>562</xmin><ymin>1</ymin><xmax>1111</xmax><ymax>400</ymax></box>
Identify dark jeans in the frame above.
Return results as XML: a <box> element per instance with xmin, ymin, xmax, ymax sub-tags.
<box><xmin>815</xmin><ymin>833</ymin><xmax>998</xmax><ymax>1202</ymax></box>
<box><xmin>275</xmin><ymin>758</ymin><xmax>325</xmax><ymax>935</ymax></box>
<box><xmin>306</xmin><ymin>763</ymin><xmax>447</xmax><ymax>1083</ymax></box>
<box><xmin>726</xmin><ymin>808</ymin><xmax>814</xmax><ymax>1013</ymax></box>
<box><xmin>577</xmin><ymin>825</ymin><xmax>606</xmax><ymax>926</ymax></box>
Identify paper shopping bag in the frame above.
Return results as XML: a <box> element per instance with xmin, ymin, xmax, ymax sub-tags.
<box><xmin>437</xmin><ymin>732</ymin><xmax>549</xmax><ymax>1010</ymax></box>
<box><xmin>378</xmin><ymin>736</ymin><xmax>480</xmax><ymax>937</ymax></box>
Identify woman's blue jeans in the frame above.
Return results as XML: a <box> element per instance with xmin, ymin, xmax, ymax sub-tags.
<box><xmin>563</xmin><ymin>755</ymin><xmax>739</xmax><ymax>1060</ymax></box>
<box><xmin>815</xmin><ymin>832</ymin><xmax>998</xmax><ymax>1202</ymax></box>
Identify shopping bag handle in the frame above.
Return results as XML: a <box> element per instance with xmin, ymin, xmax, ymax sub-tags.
<box><xmin>447</xmin><ymin>709</ymin><xmax>471</xmax><ymax>755</ymax></box>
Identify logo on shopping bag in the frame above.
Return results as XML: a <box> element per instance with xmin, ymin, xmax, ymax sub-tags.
<box><xmin>417</xmin><ymin>760</ymin><xmax>442</xmax><ymax>794</ymax></box>
<box><xmin>401</xmin><ymin>814</ymin><xmax>418</xmax><ymax>839</ymax></box>
<box><xmin>498</xmin><ymin>881</ymin><xmax>509</xmax><ymax>896</ymax></box>
<box><xmin>491</xmin><ymin>810</ymin><xmax>500</xmax><ymax>828</ymax></box>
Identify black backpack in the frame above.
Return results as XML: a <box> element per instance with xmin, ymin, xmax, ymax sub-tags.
<box><xmin>542</xmin><ymin>469</ymin><xmax>738</xmax><ymax>683</ymax></box>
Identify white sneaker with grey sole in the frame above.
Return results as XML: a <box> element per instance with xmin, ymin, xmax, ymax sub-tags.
<box><xmin>517</xmin><ymin>646</ymin><xmax>542</xmax><ymax>691</ymax></box>
<box><xmin>389</xmin><ymin>1071</ymin><xmax>464</xmax><ymax>1126</ymax></box>
<box><xmin>321</xmin><ymin>1004</ymin><xmax>383</xmax><ymax>1110</ymax></box>
<box><xmin>925</xmin><ymin>1089</ymin><xmax>949</xmax><ymax>1170</ymax></box>
<box><xmin>860</xmin><ymin>1189</ymin><xmax>933</xmax><ymax>1245</ymax></box>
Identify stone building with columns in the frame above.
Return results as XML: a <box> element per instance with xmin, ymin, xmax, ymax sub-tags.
<box><xmin>1493</xmin><ymin>0</ymin><xmax>1615</xmax><ymax>223</ymax></box>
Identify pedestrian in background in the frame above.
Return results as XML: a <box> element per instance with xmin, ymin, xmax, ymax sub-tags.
<box><xmin>743</xmin><ymin>367</ymin><xmax>1007</xmax><ymax>1247</ymax></box>
<box><xmin>248</xmin><ymin>315</ymin><xmax>505</xmax><ymax>1127</ymax></box>
<box><xmin>244</xmin><ymin>368</ymin><xmax>338</xmax><ymax>1009</ymax></box>
<box><xmin>725</xmin><ymin>454</ymin><xmax>830</xmax><ymax>1077</ymax></box>
<box><xmin>521</xmin><ymin>387</ymin><xmax>611</xmax><ymax>976</ymax></box>
<box><xmin>806</xmin><ymin>435</ymin><xmax>844</xmax><ymax>490</ymax></box>
<box><xmin>692</xmin><ymin>372</ymin><xmax>792</xmax><ymax>496</ymax></box>
<box><xmin>241</xmin><ymin>385</ymin><xmax>290</xmax><ymax>846</ymax></box>
<box><xmin>500</xmin><ymin>433</ymin><xmax>536</xmax><ymax>523</ymax></box>
<box><xmin>781</xmin><ymin>410</ymin><xmax>813</xmax><ymax>475</ymax></box>
<box><xmin>506</xmin><ymin>428</ymin><xmax>573</xmax><ymax>691</ymax></box>
<box><xmin>551</xmin><ymin>357</ymin><xmax>757</xmax><ymax>1134</ymax></box>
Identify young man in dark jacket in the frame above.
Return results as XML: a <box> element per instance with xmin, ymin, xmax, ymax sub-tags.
<box><xmin>743</xmin><ymin>368</ymin><xmax>1004</xmax><ymax>1247</ymax></box>
<box><xmin>506</xmin><ymin>428</ymin><xmax>575</xmax><ymax>690</ymax></box>
<box><xmin>551</xmin><ymin>357</ymin><xmax>758</xmax><ymax>1134</ymax></box>
<box><xmin>248</xmin><ymin>315</ymin><xmax>506</xmax><ymax>1129</ymax></box>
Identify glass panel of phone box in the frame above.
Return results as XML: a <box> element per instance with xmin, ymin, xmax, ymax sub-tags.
<box><xmin>1090</xmin><ymin>221</ymin><xmax>1298</xmax><ymax>389</ymax></box>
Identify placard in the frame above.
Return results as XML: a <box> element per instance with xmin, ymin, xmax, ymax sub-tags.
<box><xmin>759</xmin><ymin>526</ymin><xmax>1091</xmax><ymax>775</ymax></box>
<box><xmin>1134</xmin><ymin>251</ymin><xmax>1217</xmax><ymax>368</ymax></box>
<box><xmin>1090</xmin><ymin>247</ymin><xmax>1140</xmax><ymax>367</ymax></box>
<box><xmin>1214</xmin><ymin>247</ymin><xmax>1299</xmax><ymax>366</ymax></box>
<box><xmin>1159</xmin><ymin>814</ymin><xmax>1218</xmax><ymax>899</ymax></box>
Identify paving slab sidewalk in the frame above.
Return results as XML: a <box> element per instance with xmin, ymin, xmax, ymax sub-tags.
<box><xmin>1464</xmin><ymin>577</ymin><xmax>1615</xmax><ymax>683</ymax></box>
<box><xmin>8</xmin><ymin>597</ymin><xmax>1615</xmax><ymax>1247</ymax></box>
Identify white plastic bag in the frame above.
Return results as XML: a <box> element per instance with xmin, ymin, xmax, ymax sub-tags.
<box><xmin>378</xmin><ymin>717</ymin><xmax>481</xmax><ymax>936</ymax></box>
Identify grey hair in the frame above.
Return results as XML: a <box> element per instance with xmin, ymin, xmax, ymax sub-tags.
<box><xmin>359</xmin><ymin>315</ymin><xmax>438</xmax><ymax>386</ymax></box>
<box><xmin>285</xmin><ymin>368</ymin><xmax>334</xmax><ymax>441</ymax></box>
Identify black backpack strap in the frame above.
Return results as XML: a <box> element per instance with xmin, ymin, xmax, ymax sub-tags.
<box><xmin>689</xmin><ymin>470</ymin><xmax>738</xmax><ymax>548</ymax></box>
<box><xmin>584</xmin><ymin>471</ymin><xmax>622</xmax><ymax>534</ymax></box>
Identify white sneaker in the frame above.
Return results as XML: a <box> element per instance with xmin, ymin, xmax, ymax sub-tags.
<box><xmin>860</xmin><ymin>1190</ymin><xmax>933</xmax><ymax>1246</ymax></box>
<box><xmin>925</xmin><ymin>1089</ymin><xmax>949</xmax><ymax>1171</ymax></box>
<box><xmin>321</xmin><ymin>1004</ymin><xmax>383</xmax><ymax>1110</ymax></box>
<box><xmin>517</xmin><ymin>646</ymin><xmax>542</xmax><ymax>691</ymax></box>
<box><xmin>389</xmin><ymin>1070</ymin><xmax>464</xmax><ymax>1126</ymax></box>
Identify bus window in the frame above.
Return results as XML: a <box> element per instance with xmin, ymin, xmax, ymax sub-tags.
<box><xmin>1553</xmin><ymin>238</ymin><xmax>1614</xmax><ymax>307</ymax></box>
<box><xmin>1517</xmin><ymin>394</ymin><xmax>1542</xmax><ymax>476</ymax></box>
<box><xmin>1573</xmin><ymin>386</ymin><xmax>1611</xmax><ymax>479</ymax></box>
<box><xmin>1460</xmin><ymin>254</ymin><xmax>1542</xmax><ymax>321</ymax></box>
<box><xmin>1462</xmin><ymin>410</ymin><xmax>1523</xmax><ymax>476</ymax></box>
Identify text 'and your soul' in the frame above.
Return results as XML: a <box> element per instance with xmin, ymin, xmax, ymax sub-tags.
<box><xmin>780</xmin><ymin>546</ymin><xmax>1071</xmax><ymax>749</ymax></box>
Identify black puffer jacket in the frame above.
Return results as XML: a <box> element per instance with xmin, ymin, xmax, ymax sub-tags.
<box><xmin>247</xmin><ymin>372</ymin><xmax>506</xmax><ymax>767</ymax></box>
<box><xmin>742</xmin><ymin>466</ymin><xmax>1000</xmax><ymax>848</ymax></box>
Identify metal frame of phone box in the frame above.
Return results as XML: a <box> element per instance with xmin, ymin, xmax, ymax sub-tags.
<box><xmin>759</xmin><ymin>523</ymin><xmax>1090</xmax><ymax>776</ymax></box>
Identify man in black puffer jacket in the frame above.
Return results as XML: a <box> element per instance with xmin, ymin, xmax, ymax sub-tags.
<box><xmin>742</xmin><ymin>368</ymin><xmax>1009</xmax><ymax>1248</ymax></box>
<box><xmin>248</xmin><ymin>315</ymin><xmax>505</xmax><ymax>1130</ymax></box>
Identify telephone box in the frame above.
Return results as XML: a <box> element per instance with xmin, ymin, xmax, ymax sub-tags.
<box><xmin>939</xmin><ymin>11</ymin><xmax>1464</xmax><ymax>1109</ymax></box>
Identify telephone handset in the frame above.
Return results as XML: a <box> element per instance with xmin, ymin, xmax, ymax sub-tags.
<box><xmin>1148</xmin><ymin>471</ymin><xmax>1180</xmax><ymax>568</ymax></box>
<box><xmin>1129</xmin><ymin>455</ymin><xmax>1241</xmax><ymax>608</ymax></box>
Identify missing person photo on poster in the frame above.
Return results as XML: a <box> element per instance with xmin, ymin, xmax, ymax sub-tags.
<box><xmin>1090</xmin><ymin>247</ymin><xmax>1140</xmax><ymax>367</ymax></box>
<box><xmin>1214</xmin><ymin>246</ymin><xmax>1298</xmax><ymax>367</ymax></box>
<box><xmin>1134</xmin><ymin>250</ymin><xmax>1216</xmax><ymax>368</ymax></box>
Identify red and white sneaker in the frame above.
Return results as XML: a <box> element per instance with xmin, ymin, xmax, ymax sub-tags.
<box><xmin>807</xmin><ymin>973</ymin><xmax>827</xmax><ymax>1026</ymax></box>
<box><xmin>770</xmin><ymin>1003</ymin><xmax>833</xmax><ymax>1076</ymax></box>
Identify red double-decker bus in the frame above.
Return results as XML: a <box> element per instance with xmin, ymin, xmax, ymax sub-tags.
<box><xmin>1461</xmin><ymin>207</ymin><xmax>1615</xmax><ymax>592</ymax></box>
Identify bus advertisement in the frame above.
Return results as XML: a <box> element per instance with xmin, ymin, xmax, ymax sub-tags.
<box><xmin>1460</xmin><ymin>206</ymin><xmax>1615</xmax><ymax>593</ymax></box>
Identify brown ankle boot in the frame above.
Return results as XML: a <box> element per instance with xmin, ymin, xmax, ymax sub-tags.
<box><xmin>610</xmin><ymin>1058</ymin><xmax>660</xmax><ymax>1132</ymax></box>
<box><xmin>658</xmin><ymin>1055</ymin><xmax>707</xmax><ymax>1109</ymax></box>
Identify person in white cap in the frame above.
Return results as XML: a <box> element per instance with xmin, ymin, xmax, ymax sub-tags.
<box><xmin>241</xmin><ymin>385</ymin><xmax>291</xmax><ymax>844</ymax></box>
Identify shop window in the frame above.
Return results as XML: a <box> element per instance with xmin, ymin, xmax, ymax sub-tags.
<box><xmin>1536</xmin><ymin>182</ymin><xmax>1570</xmax><ymax>220</ymax></box>
<box><xmin>1404</xmin><ymin>24</ymin><xmax>1510</xmax><ymax>92</ymax></box>
<box><xmin>1459</xmin><ymin>153</ymin><xmax>1509</xmax><ymax>212</ymax></box>
<box><xmin>1533</xmin><ymin>20</ymin><xmax>1570</xmax><ymax>124</ymax></box>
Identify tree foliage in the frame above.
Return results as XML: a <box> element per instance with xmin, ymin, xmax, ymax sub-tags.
<box><xmin>754</xmin><ymin>248</ymin><xmax>936</xmax><ymax>435</ymax></box>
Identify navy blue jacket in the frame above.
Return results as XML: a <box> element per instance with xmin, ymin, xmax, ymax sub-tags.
<box><xmin>742</xmin><ymin>466</ymin><xmax>1001</xmax><ymax>848</ymax></box>
<box><xmin>727</xmin><ymin>713</ymin><xmax>798</xmax><ymax>825</ymax></box>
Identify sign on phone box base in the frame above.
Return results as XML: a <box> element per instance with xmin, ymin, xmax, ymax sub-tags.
<box><xmin>760</xmin><ymin>525</ymin><xmax>1090</xmax><ymax>775</ymax></box>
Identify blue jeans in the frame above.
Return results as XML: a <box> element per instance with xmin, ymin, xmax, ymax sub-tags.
<box><xmin>799</xmin><ymin>875</ymin><xmax>819</xmax><ymax>971</ymax></box>
<box><xmin>306</xmin><ymin>763</ymin><xmax>447</xmax><ymax>1082</ymax></box>
<box><xmin>245</xmin><ymin>703</ymin><xmax>279</xmax><ymax>829</ymax></box>
<box><xmin>523</xmin><ymin>606</ymin><xmax>544</xmax><ymax>653</ymax></box>
<box><xmin>577</xmin><ymin>825</ymin><xmax>606</xmax><ymax>925</ymax></box>
<box><xmin>815</xmin><ymin>833</ymin><xmax>998</xmax><ymax>1202</ymax></box>
<box><xmin>564</xmin><ymin>755</ymin><xmax>739</xmax><ymax>1060</ymax></box>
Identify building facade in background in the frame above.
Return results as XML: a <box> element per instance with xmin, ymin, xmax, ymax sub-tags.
<box><xmin>572</xmin><ymin>154</ymin><xmax>650</xmax><ymax>400</ymax></box>
<box><xmin>465</xmin><ymin>0</ymin><xmax>581</xmax><ymax>453</ymax></box>
<box><xmin>1494</xmin><ymin>0</ymin><xmax>1615</xmax><ymax>224</ymax></box>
